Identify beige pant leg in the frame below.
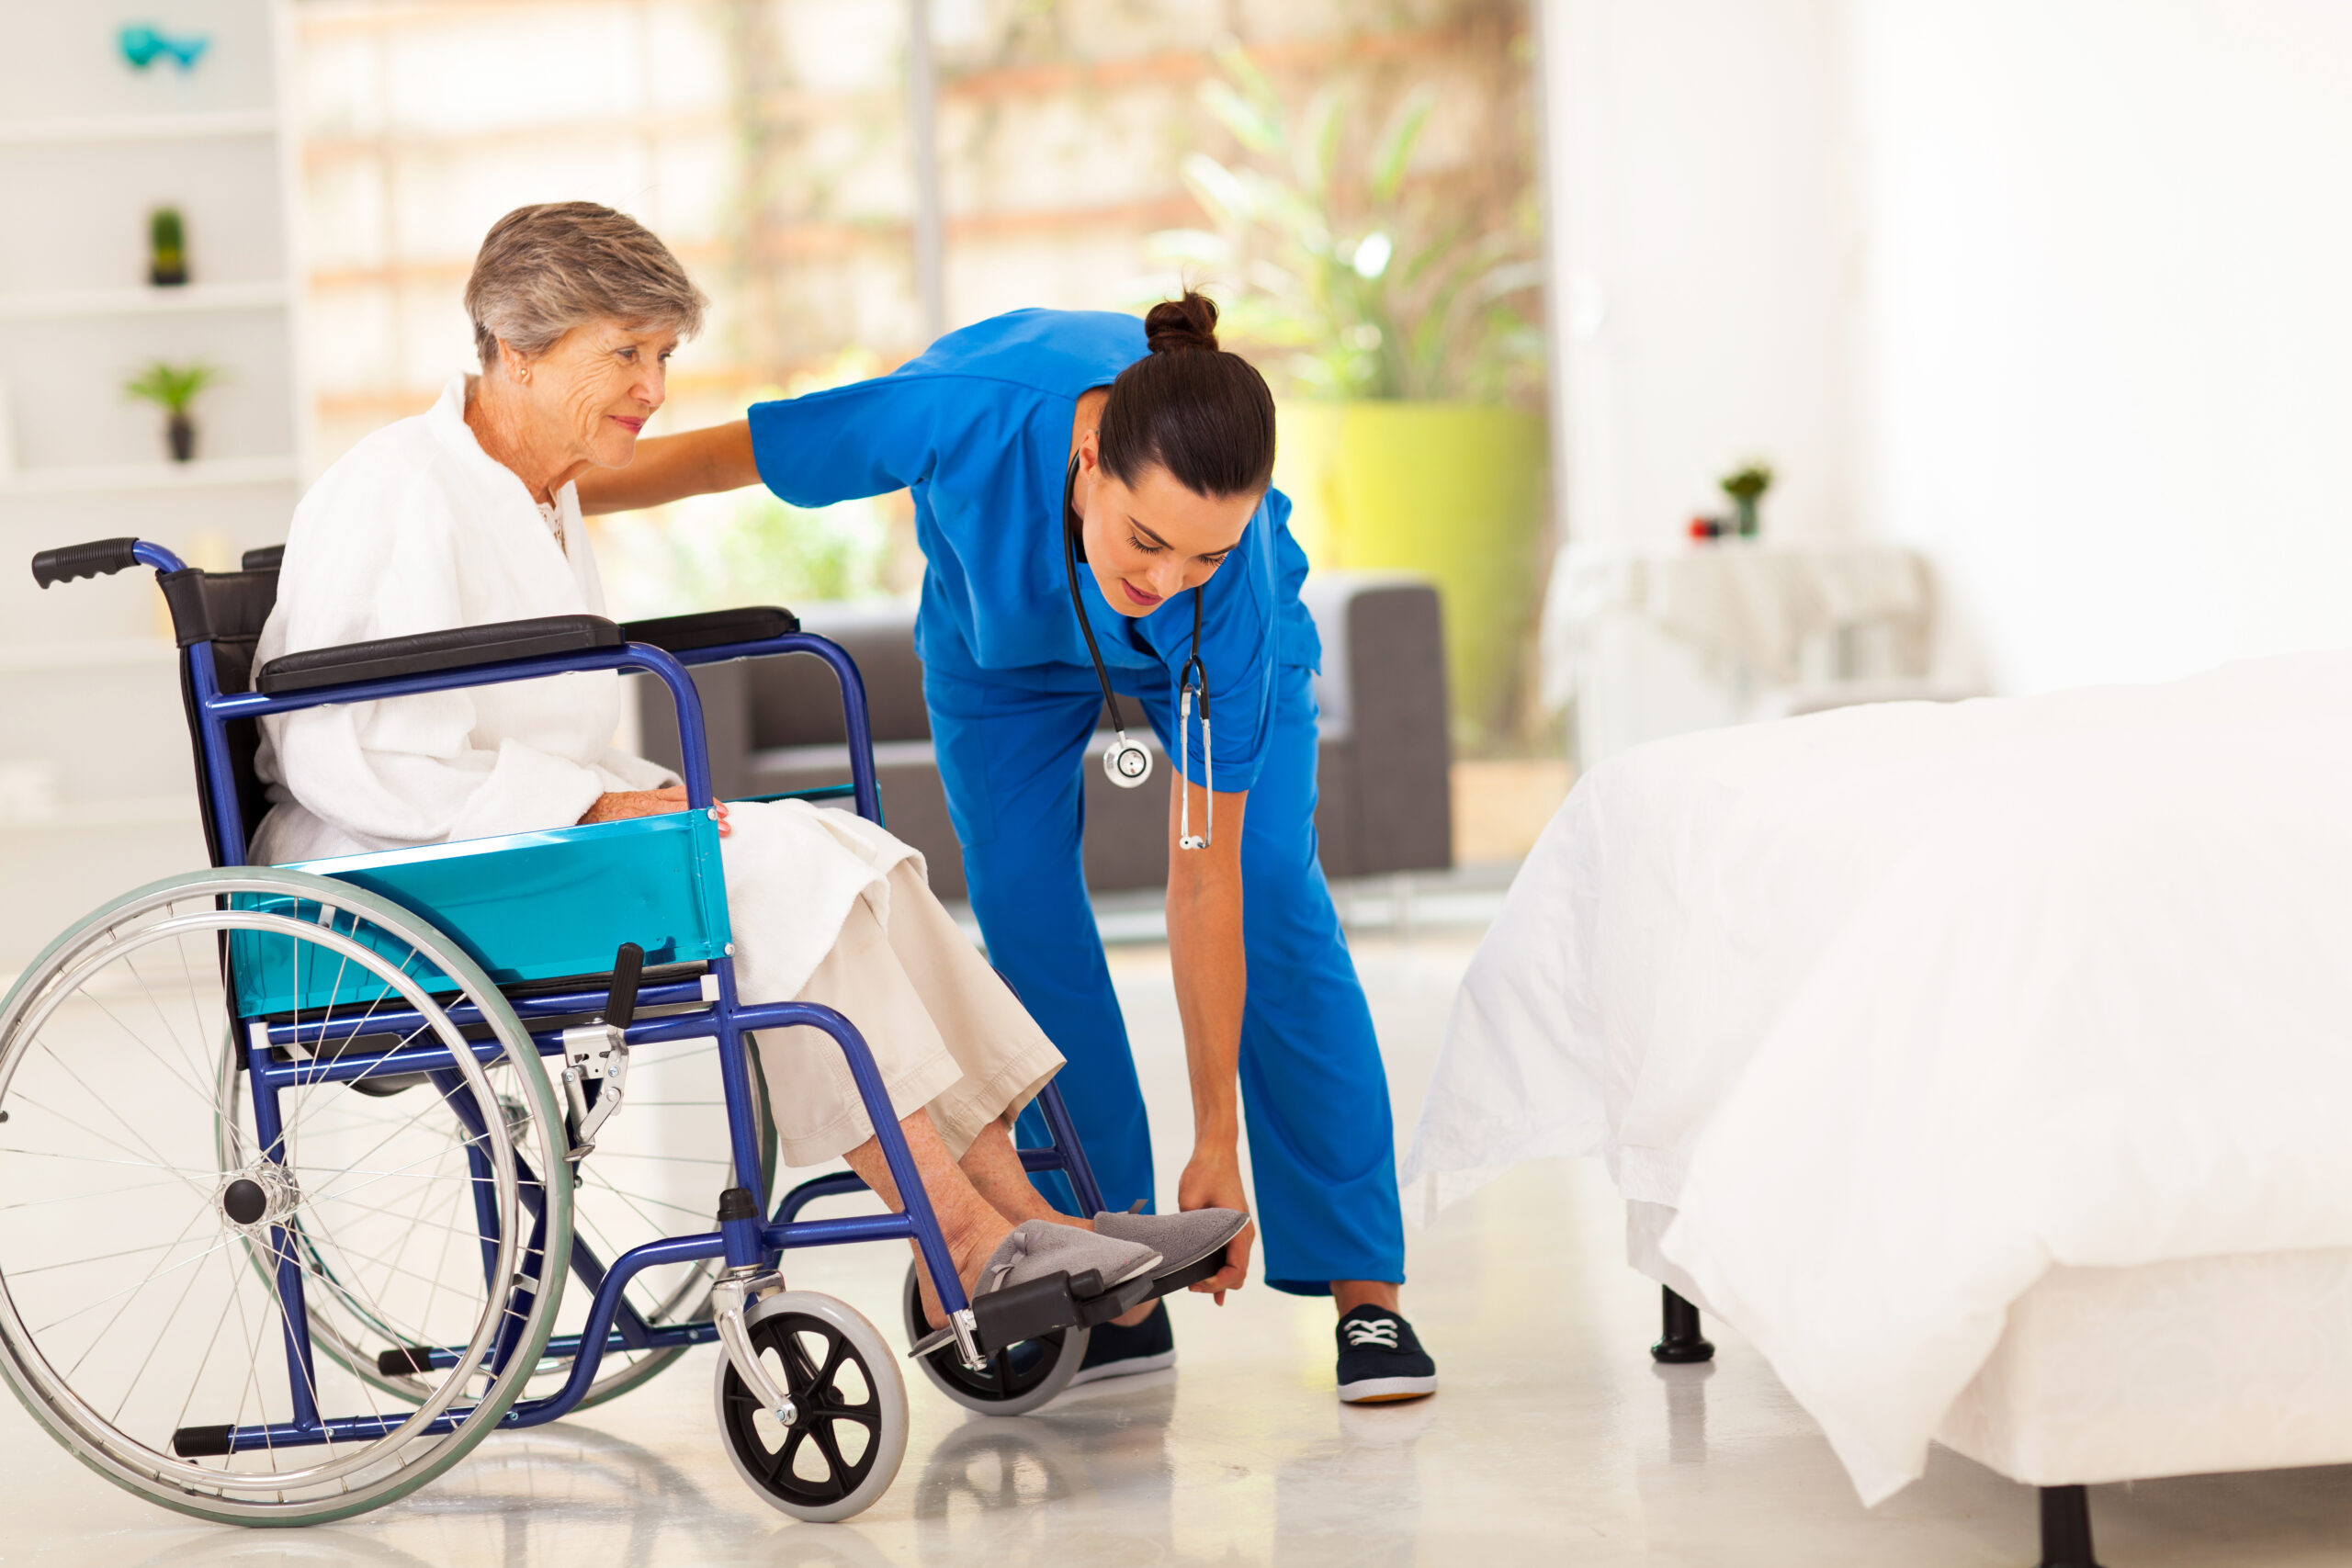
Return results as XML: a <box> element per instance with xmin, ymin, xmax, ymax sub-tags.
<box><xmin>870</xmin><ymin>860</ymin><xmax>1064</xmax><ymax>1158</ymax></box>
<box><xmin>754</xmin><ymin>864</ymin><xmax>1064</xmax><ymax>1168</ymax></box>
<box><xmin>754</xmin><ymin>895</ymin><xmax>965</xmax><ymax>1168</ymax></box>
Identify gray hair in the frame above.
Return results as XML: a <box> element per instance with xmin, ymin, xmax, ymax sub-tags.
<box><xmin>463</xmin><ymin>201</ymin><xmax>707</xmax><ymax>368</ymax></box>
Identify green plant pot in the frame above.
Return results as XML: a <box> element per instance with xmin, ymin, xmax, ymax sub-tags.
<box><xmin>1275</xmin><ymin>400</ymin><xmax>1547</xmax><ymax>749</ymax></box>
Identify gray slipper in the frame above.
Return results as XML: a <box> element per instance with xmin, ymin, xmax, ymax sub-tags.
<box><xmin>910</xmin><ymin>1223</ymin><xmax>1165</xmax><ymax>1351</ymax></box>
<box><xmin>1091</xmin><ymin>1208</ymin><xmax>1249</xmax><ymax>1276</ymax></box>
<box><xmin>978</xmin><ymin>1219</ymin><xmax>1162</xmax><ymax>1298</ymax></box>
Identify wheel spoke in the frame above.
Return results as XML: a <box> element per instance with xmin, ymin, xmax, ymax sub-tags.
<box><xmin>807</xmin><ymin>1416</ymin><xmax>852</xmax><ymax>1489</ymax></box>
<box><xmin>0</xmin><ymin>883</ymin><xmax>571</xmax><ymax>1515</ymax></box>
<box><xmin>767</xmin><ymin>1424</ymin><xmax>807</xmax><ymax>1485</ymax></box>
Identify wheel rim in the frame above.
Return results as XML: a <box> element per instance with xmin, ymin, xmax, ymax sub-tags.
<box><xmin>900</xmin><ymin>1261</ymin><xmax>1074</xmax><ymax>1403</ymax></box>
<box><xmin>719</xmin><ymin>1311</ymin><xmax>886</xmax><ymax>1507</ymax></box>
<box><xmin>0</xmin><ymin>871</ymin><xmax>568</xmax><ymax>1518</ymax></box>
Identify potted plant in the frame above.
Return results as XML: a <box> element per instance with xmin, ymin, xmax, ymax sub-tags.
<box><xmin>125</xmin><ymin>361</ymin><xmax>223</xmax><ymax>463</ymax></box>
<box><xmin>1152</xmin><ymin>46</ymin><xmax>1548</xmax><ymax>750</ymax></box>
<box><xmin>1720</xmin><ymin>462</ymin><xmax>1773</xmax><ymax>538</ymax></box>
<box><xmin>149</xmin><ymin>207</ymin><xmax>188</xmax><ymax>287</ymax></box>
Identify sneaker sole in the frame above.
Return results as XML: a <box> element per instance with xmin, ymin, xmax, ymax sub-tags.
<box><xmin>1337</xmin><ymin>1374</ymin><xmax>1437</xmax><ymax>1404</ymax></box>
<box><xmin>1065</xmin><ymin>1347</ymin><xmax>1177</xmax><ymax>1388</ymax></box>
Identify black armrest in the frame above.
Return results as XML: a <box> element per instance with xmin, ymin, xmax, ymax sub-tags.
<box><xmin>621</xmin><ymin>605</ymin><xmax>799</xmax><ymax>654</ymax></box>
<box><xmin>256</xmin><ymin>615</ymin><xmax>622</xmax><ymax>695</ymax></box>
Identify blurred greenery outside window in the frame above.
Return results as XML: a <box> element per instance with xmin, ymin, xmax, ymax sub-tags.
<box><xmin>559</xmin><ymin>3</ymin><xmax>1546</xmax><ymax>751</ymax></box>
<box><xmin>1149</xmin><ymin>41</ymin><xmax>1549</xmax><ymax>753</ymax></box>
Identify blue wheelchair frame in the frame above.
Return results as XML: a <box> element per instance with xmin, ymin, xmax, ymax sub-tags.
<box><xmin>136</xmin><ymin>539</ymin><xmax>1106</xmax><ymax>1454</ymax></box>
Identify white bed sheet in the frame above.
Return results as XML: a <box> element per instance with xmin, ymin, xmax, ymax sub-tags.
<box><xmin>1632</xmin><ymin>1201</ymin><xmax>2352</xmax><ymax>1488</ymax></box>
<box><xmin>1940</xmin><ymin>1246</ymin><xmax>2352</xmax><ymax>1487</ymax></box>
<box><xmin>1406</xmin><ymin>650</ymin><xmax>2352</xmax><ymax>1504</ymax></box>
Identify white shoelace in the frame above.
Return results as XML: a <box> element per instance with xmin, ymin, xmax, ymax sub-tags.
<box><xmin>1345</xmin><ymin>1319</ymin><xmax>1400</xmax><ymax>1349</ymax></box>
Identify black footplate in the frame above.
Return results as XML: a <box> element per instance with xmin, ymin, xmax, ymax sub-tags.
<box><xmin>1137</xmin><ymin>1250</ymin><xmax>1227</xmax><ymax>1302</ymax></box>
<box><xmin>970</xmin><ymin>1268</ymin><xmax>1154</xmax><ymax>1356</ymax></box>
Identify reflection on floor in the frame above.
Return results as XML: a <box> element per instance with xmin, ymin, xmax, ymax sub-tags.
<box><xmin>7</xmin><ymin>932</ymin><xmax>2352</xmax><ymax>1564</ymax></box>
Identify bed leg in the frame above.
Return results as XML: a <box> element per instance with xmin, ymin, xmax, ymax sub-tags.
<box><xmin>1650</xmin><ymin>1286</ymin><xmax>1714</xmax><ymax>1363</ymax></box>
<box><xmin>2037</xmin><ymin>1484</ymin><xmax>2102</xmax><ymax>1568</ymax></box>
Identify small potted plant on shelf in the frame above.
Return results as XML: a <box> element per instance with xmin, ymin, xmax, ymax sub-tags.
<box><xmin>1719</xmin><ymin>462</ymin><xmax>1774</xmax><ymax>537</ymax></box>
<box><xmin>125</xmin><ymin>361</ymin><xmax>223</xmax><ymax>463</ymax></box>
<box><xmin>149</xmin><ymin>207</ymin><xmax>189</xmax><ymax>287</ymax></box>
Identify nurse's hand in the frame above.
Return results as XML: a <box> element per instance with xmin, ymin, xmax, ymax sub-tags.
<box><xmin>580</xmin><ymin>787</ymin><xmax>731</xmax><ymax>837</ymax></box>
<box><xmin>1179</xmin><ymin>1142</ymin><xmax>1254</xmax><ymax>1303</ymax></box>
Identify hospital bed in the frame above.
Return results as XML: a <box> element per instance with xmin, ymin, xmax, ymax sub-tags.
<box><xmin>1408</xmin><ymin>651</ymin><xmax>2352</xmax><ymax>1566</ymax></box>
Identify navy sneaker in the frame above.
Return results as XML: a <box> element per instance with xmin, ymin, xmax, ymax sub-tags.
<box><xmin>1067</xmin><ymin>1298</ymin><xmax>1176</xmax><ymax>1387</ymax></box>
<box><xmin>1336</xmin><ymin>1306</ymin><xmax>1437</xmax><ymax>1404</ymax></box>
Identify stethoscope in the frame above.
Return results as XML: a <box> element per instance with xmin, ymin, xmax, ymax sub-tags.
<box><xmin>1061</xmin><ymin>455</ymin><xmax>1213</xmax><ymax>850</ymax></box>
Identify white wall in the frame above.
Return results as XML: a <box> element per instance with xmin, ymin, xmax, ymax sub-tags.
<box><xmin>1848</xmin><ymin>0</ymin><xmax>2352</xmax><ymax>694</ymax></box>
<box><xmin>1545</xmin><ymin>0</ymin><xmax>1860</xmax><ymax>548</ymax></box>
<box><xmin>1547</xmin><ymin>0</ymin><xmax>2352</xmax><ymax>694</ymax></box>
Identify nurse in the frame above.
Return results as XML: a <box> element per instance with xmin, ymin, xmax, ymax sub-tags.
<box><xmin>578</xmin><ymin>296</ymin><xmax>1437</xmax><ymax>1404</ymax></box>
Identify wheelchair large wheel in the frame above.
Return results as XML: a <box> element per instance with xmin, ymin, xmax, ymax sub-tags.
<box><xmin>0</xmin><ymin>868</ymin><xmax>571</xmax><ymax>1525</ymax></box>
<box><xmin>231</xmin><ymin>1022</ymin><xmax>775</xmax><ymax>1414</ymax></box>
<box><xmin>900</xmin><ymin>1260</ymin><xmax>1090</xmax><ymax>1416</ymax></box>
<box><xmin>715</xmin><ymin>1290</ymin><xmax>906</xmax><ymax>1522</ymax></box>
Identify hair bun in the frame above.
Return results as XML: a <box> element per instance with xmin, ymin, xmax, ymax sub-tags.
<box><xmin>1144</xmin><ymin>291</ymin><xmax>1220</xmax><ymax>354</ymax></box>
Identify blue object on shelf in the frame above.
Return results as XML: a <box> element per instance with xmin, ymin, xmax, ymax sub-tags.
<box><xmin>119</xmin><ymin>25</ymin><xmax>210</xmax><ymax>72</ymax></box>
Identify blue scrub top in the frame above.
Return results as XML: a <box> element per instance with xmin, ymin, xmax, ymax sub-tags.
<box><xmin>746</xmin><ymin>308</ymin><xmax>1320</xmax><ymax>793</ymax></box>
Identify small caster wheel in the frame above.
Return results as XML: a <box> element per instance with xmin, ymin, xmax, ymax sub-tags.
<box><xmin>901</xmin><ymin>1260</ymin><xmax>1091</xmax><ymax>1416</ymax></box>
<box><xmin>714</xmin><ymin>1291</ymin><xmax>907</xmax><ymax>1522</ymax></box>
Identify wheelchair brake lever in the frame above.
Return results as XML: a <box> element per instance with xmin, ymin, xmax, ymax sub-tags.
<box><xmin>561</xmin><ymin>944</ymin><xmax>646</xmax><ymax>1164</ymax></box>
<box><xmin>602</xmin><ymin>942</ymin><xmax>644</xmax><ymax>1031</ymax></box>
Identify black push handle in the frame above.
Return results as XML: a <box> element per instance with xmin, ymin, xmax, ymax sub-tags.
<box><xmin>30</xmin><ymin>537</ymin><xmax>143</xmax><ymax>589</ymax></box>
<box><xmin>601</xmin><ymin>942</ymin><xmax>645</xmax><ymax>1031</ymax></box>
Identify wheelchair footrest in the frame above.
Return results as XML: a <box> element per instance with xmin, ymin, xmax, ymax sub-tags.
<box><xmin>970</xmin><ymin>1268</ymin><xmax>1154</xmax><ymax>1355</ymax></box>
<box><xmin>172</xmin><ymin>1424</ymin><xmax>235</xmax><ymax>1459</ymax></box>
<box><xmin>1137</xmin><ymin>1250</ymin><xmax>1227</xmax><ymax>1303</ymax></box>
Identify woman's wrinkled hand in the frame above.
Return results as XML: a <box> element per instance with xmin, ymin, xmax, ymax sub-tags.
<box><xmin>579</xmin><ymin>786</ymin><xmax>731</xmax><ymax>837</ymax></box>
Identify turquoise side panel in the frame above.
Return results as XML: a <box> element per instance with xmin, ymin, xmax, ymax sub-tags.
<box><xmin>230</xmin><ymin>812</ymin><xmax>731</xmax><ymax>1018</ymax></box>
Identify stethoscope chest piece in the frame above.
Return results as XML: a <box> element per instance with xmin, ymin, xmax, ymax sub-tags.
<box><xmin>1063</xmin><ymin>451</ymin><xmax>1210</xmax><ymax>841</ymax></box>
<box><xmin>1102</xmin><ymin>735</ymin><xmax>1153</xmax><ymax>788</ymax></box>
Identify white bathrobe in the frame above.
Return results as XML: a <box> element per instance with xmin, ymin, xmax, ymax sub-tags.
<box><xmin>252</xmin><ymin>376</ymin><xmax>925</xmax><ymax>1006</ymax></box>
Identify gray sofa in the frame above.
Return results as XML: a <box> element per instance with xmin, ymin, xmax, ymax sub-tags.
<box><xmin>635</xmin><ymin>572</ymin><xmax>1452</xmax><ymax>900</ymax></box>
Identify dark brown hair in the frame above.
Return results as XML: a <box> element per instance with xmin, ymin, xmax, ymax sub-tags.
<box><xmin>1097</xmin><ymin>292</ymin><xmax>1277</xmax><ymax>500</ymax></box>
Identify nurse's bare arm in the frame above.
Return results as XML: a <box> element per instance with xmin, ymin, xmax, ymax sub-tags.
<box><xmin>1166</xmin><ymin>775</ymin><xmax>1254</xmax><ymax>1300</ymax></box>
<box><xmin>574</xmin><ymin>420</ymin><xmax>760</xmax><ymax>514</ymax></box>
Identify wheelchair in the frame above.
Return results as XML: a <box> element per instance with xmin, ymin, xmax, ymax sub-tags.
<box><xmin>0</xmin><ymin>537</ymin><xmax>1207</xmax><ymax>1526</ymax></box>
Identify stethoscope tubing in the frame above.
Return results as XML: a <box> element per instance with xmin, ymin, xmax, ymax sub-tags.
<box><xmin>1062</xmin><ymin>454</ymin><xmax>1212</xmax><ymax>848</ymax></box>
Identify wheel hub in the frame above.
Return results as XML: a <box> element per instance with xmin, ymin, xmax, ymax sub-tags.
<box><xmin>219</xmin><ymin>1162</ymin><xmax>299</xmax><ymax>1233</ymax></box>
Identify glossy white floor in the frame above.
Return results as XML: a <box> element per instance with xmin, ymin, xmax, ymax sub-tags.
<box><xmin>8</xmin><ymin>932</ymin><xmax>2352</xmax><ymax>1566</ymax></box>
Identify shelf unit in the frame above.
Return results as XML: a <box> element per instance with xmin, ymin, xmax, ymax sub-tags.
<box><xmin>0</xmin><ymin>281</ymin><xmax>288</xmax><ymax>321</ymax></box>
<box><xmin>0</xmin><ymin>455</ymin><xmax>300</xmax><ymax>495</ymax></box>
<box><xmin>0</xmin><ymin>0</ymin><xmax>307</xmax><ymax>511</ymax></box>
<box><xmin>0</xmin><ymin>109</ymin><xmax>281</xmax><ymax>147</ymax></box>
<box><xmin>0</xmin><ymin>1</ymin><xmax>305</xmax><ymax>964</ymax></box>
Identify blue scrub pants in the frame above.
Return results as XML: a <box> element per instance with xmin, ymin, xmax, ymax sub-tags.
<box><xmin>923</xmin><ymin>661</ymin><xmax>1406</xmax><ymax>1294</ymax></box>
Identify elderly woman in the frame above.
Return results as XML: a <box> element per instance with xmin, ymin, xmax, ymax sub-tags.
<box><xmin>252</xmin><ymin>201</ymin><xmax>1244</xmax><ymax>1325</ymax></box>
